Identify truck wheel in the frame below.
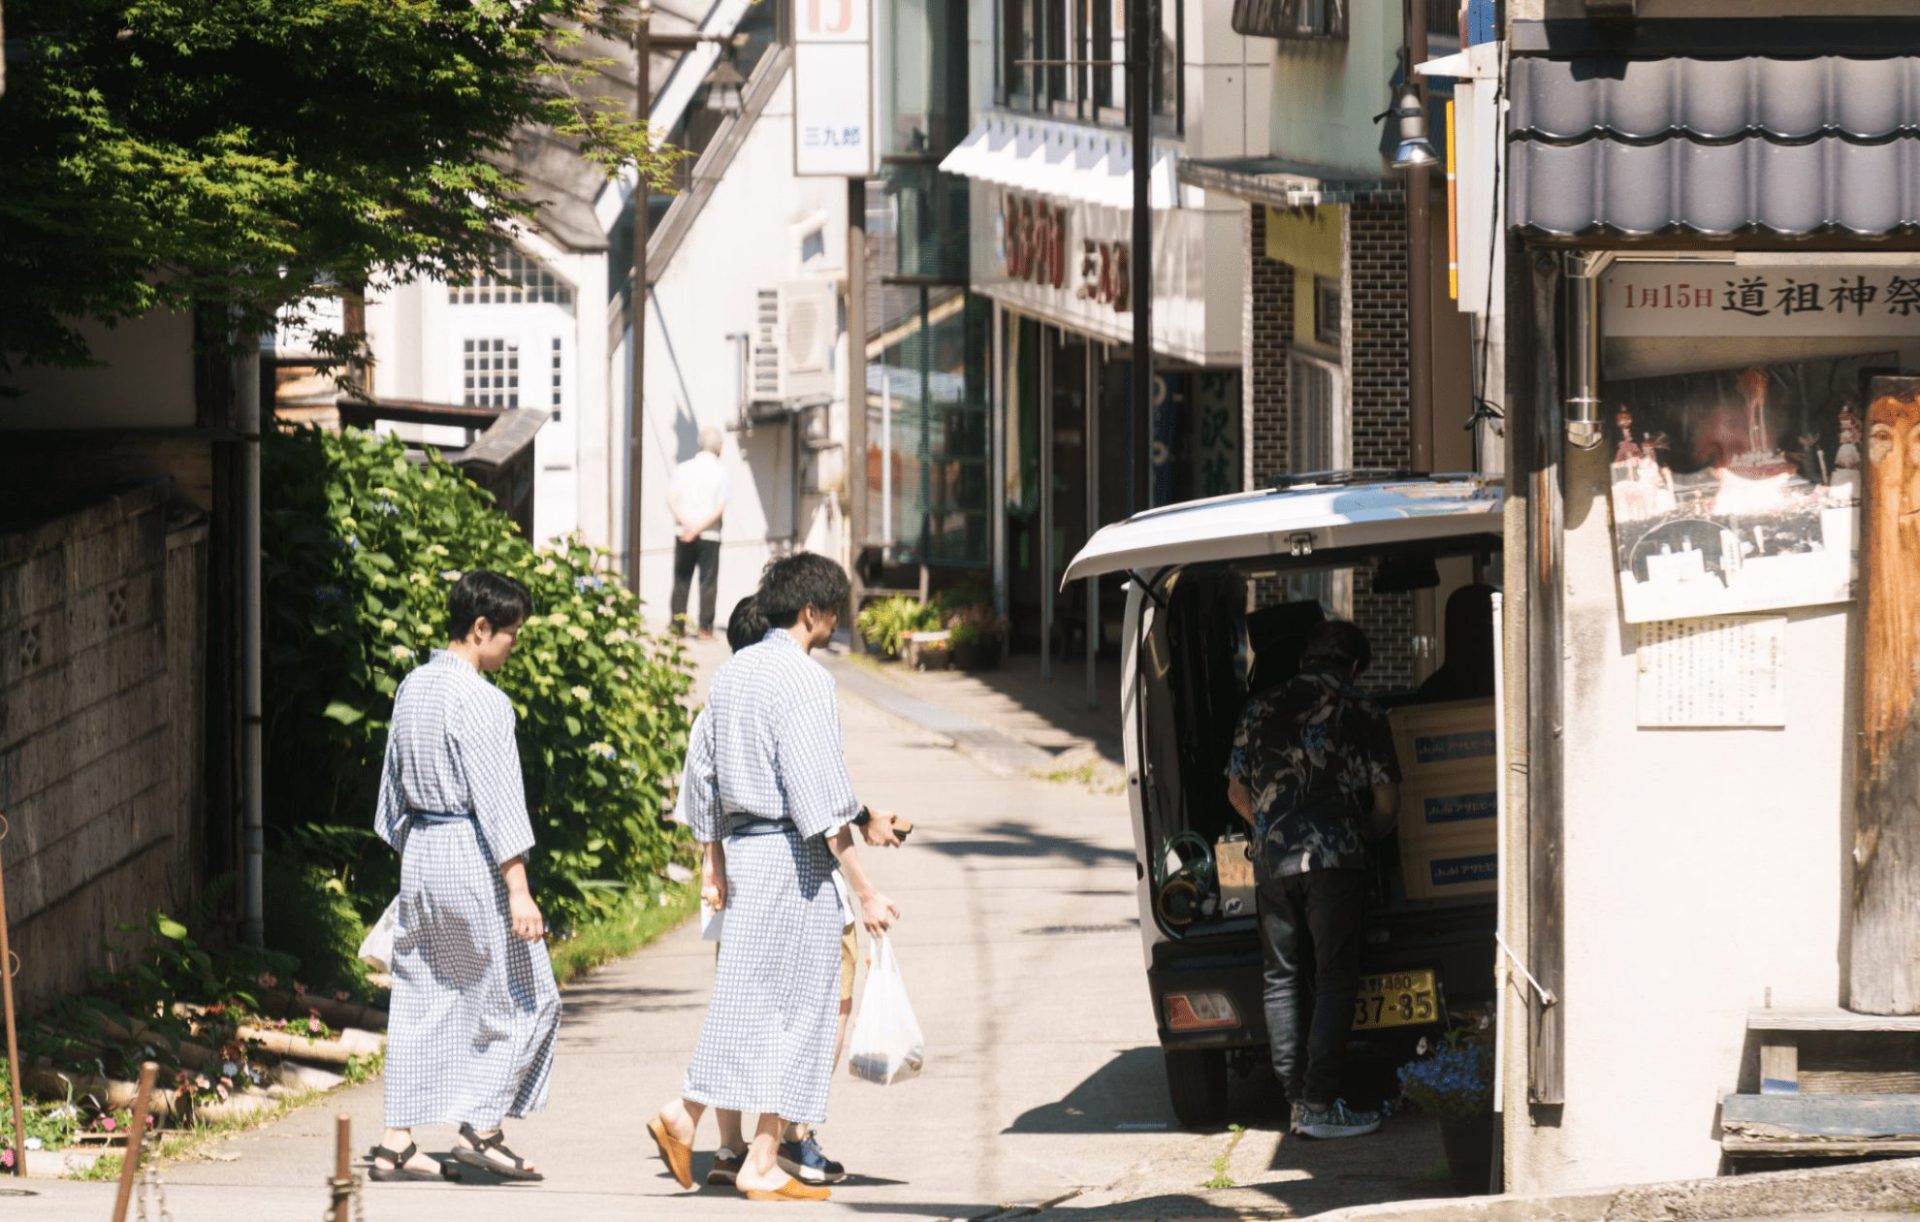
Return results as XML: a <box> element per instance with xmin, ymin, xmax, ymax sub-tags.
<box><xmin>1162</xmin><ymin>1048</ymin><xmax>1229</xmax><ymax>1128</ymax></box>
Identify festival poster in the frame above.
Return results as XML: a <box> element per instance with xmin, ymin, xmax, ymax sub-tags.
<box><xmin>1603</xmin><ymin>353</ymin><xmax>1895</xmax><ymax>623</ymax></box>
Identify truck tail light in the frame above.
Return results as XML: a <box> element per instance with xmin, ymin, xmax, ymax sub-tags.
<box><xmin>1166</xmin><ymin>992</ymin><xmax>1239</xmax><ymax>1031</ymax></box>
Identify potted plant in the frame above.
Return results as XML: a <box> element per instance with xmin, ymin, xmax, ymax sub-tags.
<box><xmin>1396</xmin><ymin>1021</ymin><xmax>1495</xmax><ymax>1194</ymax></box>
<box><xmin>856</xmin><ymin>595</ymin><xmax>925</xmax><ymax>661</ymax></box>
<box><xmin>905</xmin><ymin>629</ymin><xmax>952</xmax><ymax>671</ymax></box>
<box><xmin>945</xmin><ymin>603</ymin><xmax>1007</xmax><ymax>671</ymax></box>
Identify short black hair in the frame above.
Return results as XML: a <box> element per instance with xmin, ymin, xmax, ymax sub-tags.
<box><xmin>1299</xmin><ymin>618</ymin><xmax>1372</xmax><ymax>677</ymax></box>
<box><xmin>726</xmin><ymin>595</ymin><xmax>770</xmax><ymax>653</ymax></box>
<box><xmin>757</xmin><ymin>553</ymin><xmax>850</xmax><ymax>629</ymax></box>
<box><xmin>448</xmin><ymin>570</ymin><xmax>533</xmax><ymax>640</ymax></box>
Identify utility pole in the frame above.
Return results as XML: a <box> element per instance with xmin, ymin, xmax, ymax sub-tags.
<box><xmin>1406</xmin><ymin>0</ymin><xmax>1433</xmax><ymax>472</ymax></box>
<box><xmin>626</xmin><ymin>0</ymin><xmax>653</xmax><ymax>594</ymax></box>
<box><xmin>1129</xmin><ymin>0</ymin><xmax>1153</xmax><ymax>513</ymax></box>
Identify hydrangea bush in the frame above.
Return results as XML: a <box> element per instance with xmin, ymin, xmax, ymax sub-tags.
<box><xmin>1396</xmin><ymin>1028</ymin><xmax>1494</xmax><ymax>1121</ymax></box>
<box><xmin>263</xmin><ymin>427</ymin><xmax>694</xmax><ymax>933</ymax></box>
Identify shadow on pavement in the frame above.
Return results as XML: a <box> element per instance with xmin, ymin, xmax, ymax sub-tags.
<box><xmin>1004</xmin><ymin>1047</ymin><xmax>1174</xmax><ymax>1134</ymax></box>
<box><xmin>925</xmin><ymin>820</ymin><xmax>1136</xmax><ymax>868</ymax></box>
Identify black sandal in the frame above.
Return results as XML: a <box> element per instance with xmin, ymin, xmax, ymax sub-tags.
<box><xmin>369</xmin><ymin>1142</ymin><xmax>461</xmax><ymax>1182</ymax></box>
<box><xmin>453</xmin><ymin>1122</ymin><xmax>545</xmax><ymax>1181</ymax></box>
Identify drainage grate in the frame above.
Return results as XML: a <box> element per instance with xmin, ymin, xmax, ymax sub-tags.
<box><xmin>1021</xmin><ymin>921</ymin><xmax>1137</xmax><ymax>936</ymax></box>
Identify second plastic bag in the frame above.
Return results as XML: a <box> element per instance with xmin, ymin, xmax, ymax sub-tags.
<box><xmin>846</xmin><ymin>934</ymin><xmax>926</xmax><ymax>1085</ymax></box>
<box><xmin>357</xmin><ymin>897</ymin><xmax>400</xmax><ymax>972</ymax></box>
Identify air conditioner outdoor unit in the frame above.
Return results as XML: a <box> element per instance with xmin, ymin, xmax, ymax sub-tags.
<box><xmin>749</xmin><ymin>280</ymin><xmax>837</xmax><ymax>405</ymax></box>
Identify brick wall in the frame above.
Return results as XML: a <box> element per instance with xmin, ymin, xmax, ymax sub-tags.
<box><xmin>1239</xmin><ymin>201</ymin><xmax>1419</xmax><ymax>686</ymax></box>
<box><xmin>0</xmin><ymin>483</ymin><xmax>207</xmax><ymax>1013</ymax></box>
<box><xmin>1345</xmin><ymin>200</ymin><xmax>1417</xmax><ymax>688</ymax></box>
<box><xmin>1244</xmin><ymin>206</ymin><xmax>1294</xmax><ymax>611</ymax></box>
<box><xmin>1244</xmin><ymin>206</ymin><xmax>1293</xmax><ymax>489</ymax></box>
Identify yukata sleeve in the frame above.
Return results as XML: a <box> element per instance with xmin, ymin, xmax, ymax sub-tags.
<box><xmin>679</xmin><ymin>707</ymin><xmax>722</xmax><ymax>843</ymax></box>
<box><xmin>774</xmin><ymin>681</ymin><xmax>860</xmax><ymax>841</ymax></box>
<box><xmin>1224</xmin><ymin>698</ymin><xmax>1259</xmax><ymax>788</ymax></box>
<box><xmin>374</xmin><ymin>721</ymin><xmax>406</xmax><ymax>853</ymax></box>
<box><xmin>455</xmin><ymin>694</ymin><xmax>538</xmax><ymax>864</ymax></box>
<box><xmin>1362</xmin><ymin>705</ymin><xmax>1403</xmax><ymax>787</ymax></box>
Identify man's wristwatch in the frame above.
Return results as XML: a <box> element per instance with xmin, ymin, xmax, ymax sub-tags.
<box><xmin>854</xmin><ymin>805</ymin><xmax>872</xmax><ymax>827</ymax></box>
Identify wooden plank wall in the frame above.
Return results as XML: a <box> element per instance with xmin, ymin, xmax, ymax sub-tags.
<box><xmin>1854</xmin><ymin>375</ymin><xmax>1920</xmax><ymax>1016</ymax></box>
<box><xmin>0</xmin><ymin>484</ymin><xmax>208</xmax><ymax>1013</ymax></box>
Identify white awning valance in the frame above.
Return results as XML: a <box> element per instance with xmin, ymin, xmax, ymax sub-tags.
<box><xmin>938</xmin><ymin>115</ymin><xmax>1181</xmax><ymax>211</ymax></box>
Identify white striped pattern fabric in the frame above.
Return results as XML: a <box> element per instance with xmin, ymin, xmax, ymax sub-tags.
<box><xmin>684</xmin><ymin>629</ymin><xmax>860</xmax><ymax>843</ymax></box>
<box><xmin>374</xmin><ymin>650</ymin><xmax>558</xmax><ymax>1130</ymax></box>
<box><xmin>679</xmin><ymin>629</ymin><xmax>857</xmax><ymax>1123</ymax></box>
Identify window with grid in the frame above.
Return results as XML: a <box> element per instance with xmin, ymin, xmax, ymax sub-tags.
<box><xmin>1314</xmin><ymin>276</ymin><xmax>1342</xmax><ymax>347</ymax></box>
<box><xmin>999</xmin><ymin>0</ymin><xmax>1181</xmax><ymax>128</ymax></box>
<box><xmin>1231</xmin><ymin>0</ymin><xmax>1348</xmax><ymax>40</ymax></box>
<box><xmin>463</xmin><ymin>338</ymin><xmax>520</xmax><ymax>408</ymax></box>
<box><xmin>1289</xmin><ymin>351</ymin><xmax>1345</xmax><ymax>475</ymax></box>
<box><xmin>449</xmin><ymin>249</ymin><xmax>575</xmax><ymax>307</ymax></box>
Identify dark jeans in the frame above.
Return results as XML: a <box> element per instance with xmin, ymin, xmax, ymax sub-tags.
<box><xmin>670</xmin><ymin>537</ymin><xmax>720</xmax><ymax>632</ymax></box>
<box><xmin>1258</xmin><ymin>867</ymin><xmax>1366</xmax><ymax>1108</ymax></box>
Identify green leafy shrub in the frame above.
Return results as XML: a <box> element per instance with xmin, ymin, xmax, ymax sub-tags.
<box><xmin>855</xmin><ymin>595</ymin><xmax>932</xmax><ymax>657</ymax></box>
<box><xmin>944</xmin><ymin>602</ymin><xmax>1007</xmax><ymax>651</ymax></box>
<box><xmin>262</xmin><ymin>426</ymin><xmax>695</xmax><ymax>933</ymax></box>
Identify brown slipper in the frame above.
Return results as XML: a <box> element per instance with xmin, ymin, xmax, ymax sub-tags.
<box><xmin>740</xmin><ymin>1177</ymin><xmax>832</xmax><ymax>1202</ymax></box>
<box><xmin>648</xmin><ymin>1115</ymin><xmax>695</xmax><ymax>1190</ymax></box>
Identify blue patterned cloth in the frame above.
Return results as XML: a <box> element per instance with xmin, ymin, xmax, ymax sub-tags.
<box><xmin>1225</xmin><ymin>669</ymin><xmax>1401</xmax><ymax>872</ymax></box>
<box><xmin>374</xmin><ymin>651</ymin><xmax>559</xmax><ymax>1130</ymax></box>
<box><xmin>678</xmin><ymin>628</ymin><xmax>857</xmax><ymax>1123</ymax></box>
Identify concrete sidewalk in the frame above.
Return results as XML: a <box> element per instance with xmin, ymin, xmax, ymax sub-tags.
<box><xmin>823</xmin><ymin>646</ymin><xmax>1126</xmax><ymax>786</ymax></box>
<box><xmin>17</xmin><ymin>662</ymin><xmax>1184</xmax><ymax>1221</ymax></box>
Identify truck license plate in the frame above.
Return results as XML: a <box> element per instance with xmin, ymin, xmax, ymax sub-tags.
<box><xmin>1352</xmin><ymin>969</ymin><xmax>1440</xmax><ymax>1030</ymax></box>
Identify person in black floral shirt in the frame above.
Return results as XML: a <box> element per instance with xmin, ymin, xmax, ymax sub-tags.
<box><xmin>1226</xmin><ymin>619</ymin><xmax>1400</xmax><ymax>1140</ymax></box>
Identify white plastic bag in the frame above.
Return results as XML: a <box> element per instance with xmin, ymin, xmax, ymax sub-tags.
<box><xmin>846</xmin><ymin>935</ymin><xmax>925</xmax><ymax>1085</ymax></box>
<box><xmin>357</xmin><ymin>897</ymin><xmax>400</xmax><ymax>972</ymax></box>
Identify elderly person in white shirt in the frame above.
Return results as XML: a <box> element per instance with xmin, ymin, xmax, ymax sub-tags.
<box><xmin>668</xmin><ymin>426</ymin><xmax>731</xmax><ymax>638</ymax></box>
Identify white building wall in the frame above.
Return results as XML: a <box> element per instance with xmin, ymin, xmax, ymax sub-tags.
<box><xmin>622</xmin><ymin>70</ymin><xmax>850</xmax><ymax>630</ymax></box>
<box><xmin>1264</xmin><ymin>7</ymin><xmax>1400</xmax><ymax>178</ymax></box>
<box><xmin>1501</xmin><ymin>329</ymin><xmax>1920</xmax><ymax>1192</ymax></box>
<box><xmin>363</xmin><ymin>232</ymin><xmax>615</xmax><ymax>550</ymax></box>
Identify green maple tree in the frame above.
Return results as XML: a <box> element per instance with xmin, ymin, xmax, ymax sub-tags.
<box><xmin>0</xmin><ymin>0</ymin><xmax>679</xmax><ymax>370</ymax></box>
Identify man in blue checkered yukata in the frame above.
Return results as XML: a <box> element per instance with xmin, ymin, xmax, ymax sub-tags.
<box><xmin>370</xmin><ymin>570</ymin><xmax>560</xmax><ymax>1183</ymax></box>
<box><xmin>650</xmin><ymin>553</ymin><xmax>901</xmax><ymax>1203</ymax></box>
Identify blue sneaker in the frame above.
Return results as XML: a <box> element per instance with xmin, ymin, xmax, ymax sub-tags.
<box><xmin>776</xmin><ymin>1134</ymin><xmax>846</xmax><ymax>1185</ymax></box>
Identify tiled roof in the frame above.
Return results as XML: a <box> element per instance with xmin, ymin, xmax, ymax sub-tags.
<box><xmin>1508</xmin><ymin>56</ymin><xmax>1920</xmax><ymax>238</ymax></box>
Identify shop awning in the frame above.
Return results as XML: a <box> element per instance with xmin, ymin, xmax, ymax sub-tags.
<box><xmin>1175</xmin><ymin>157</ymin><xmax>1400</xmax><ymax>210</ymax></box>
<box><xmin>939</xmin><ymin>115</ymin><xmax>1181</xmax><ymax>211</ymax></box>
<box><xmin>1509</xmin><ymin>56</ymin><xmax>1920</xmax><ymax>238</ymax></box>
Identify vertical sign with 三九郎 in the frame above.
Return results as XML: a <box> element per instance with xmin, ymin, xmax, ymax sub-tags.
<box><xmin>792</xmin><ymin>0</ymin><xmax>875</xmax><ymax>178</ymax></box>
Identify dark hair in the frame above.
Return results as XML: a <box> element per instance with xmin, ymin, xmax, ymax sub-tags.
<box><xmin>448</xmin><ymin>570</ymin><xmax>533</xmax><ymax>640</ymax></box>
<box><xmin>1299</xmin><ymin>619</ymin><xmax>1372</xmax><ymax>677</ymax></box>
<box><xmin>756</xmin><ymin>553</ymin><xmax>850</xmax><ymax>629</ymax></box>
<box><xmin>726</xmin><ymin>595</ymin><xmax>770</xmax><ymax>653</ymax></box>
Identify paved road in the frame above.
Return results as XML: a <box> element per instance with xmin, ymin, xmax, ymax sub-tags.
<box><xmin>22</xmin><ymin>664</ymin><xmax>1190</xmax><ymax>1221</ymax></box>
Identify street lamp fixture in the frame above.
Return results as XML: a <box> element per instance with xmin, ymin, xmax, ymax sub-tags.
<box><xmin>704</xmin><ymin>55</ymin><xmax>746</xmax><ymax>116</ymax></box>
<box><xmin>1384</xmin><ymin>80</ymin><xmax>1439</xmax><ymax>170</ymax></box>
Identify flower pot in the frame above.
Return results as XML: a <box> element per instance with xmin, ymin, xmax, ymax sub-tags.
<box><xmin>1439</xmin><ymin>1115</ymin><xmax>1493</xmax><ymax>1194</ymax></box>
<box><xmin>905</xmin><ymin>631</ymin><xmax>952</xmax><ymax>671</ymax></box>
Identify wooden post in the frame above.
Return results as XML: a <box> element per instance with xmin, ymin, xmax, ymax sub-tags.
<box><xmin>109</xmin><ymin>1063</ymin><xmax>159</xmax><ymax>1222</ymax></box>
<box><xmin>0</xmin><ymin>815</ymin><xmax>22</xmax><ymax>1178</ymax></box>
<box><xmin>328</xmin><ymin>1113</ymin><xmax>353</xmax><ymax>1220</ymax></box>
<box><xmin>1524</xmin><ymin>249</ymin><xmax>1566</xmax><ymax>1104</ymax></box>
<box><xmin>1851</xmin><ymin>375</ymin><xmax>1920</xmax><ymax>1015</ymax></box>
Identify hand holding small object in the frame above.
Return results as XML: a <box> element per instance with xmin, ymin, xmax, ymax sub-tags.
<box><xmin>861</xmin><ymin>892</ymin><xmax>900</xmax><ymax>938</ymax></box>
<box><xmin>508</xmin><ymin>890</ymin><xmax>546</xmax><ymax>942</ymax></box>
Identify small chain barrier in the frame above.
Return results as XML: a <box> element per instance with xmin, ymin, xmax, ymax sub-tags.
<box><xmin>135</xmin><ymin>1159</ymin><xmax>174</xmax><ymax>1222</ymax></box>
